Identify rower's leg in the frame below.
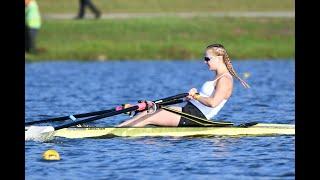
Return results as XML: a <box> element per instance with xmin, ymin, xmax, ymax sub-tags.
<box><xmin>117</xmin><ymin>106</ymin><xmax>182</xmax><ymax>127</ymax></box>
<box><xmin>116</xmin><ymin>110</ymin><xmax>149</xmax><ymax>127</ymax></box>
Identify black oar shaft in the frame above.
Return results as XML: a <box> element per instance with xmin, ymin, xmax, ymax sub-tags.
<box><xmin>53</xmin><ymin>93</ymin><xmax>188</xmax><ymax>130</ymax></box>
<box><xmin>54</xmin><ymin>105</ymin><xmax>140</xmax><ymax>130</ymax></box>
<box><xmin>154</xmin><ymin>93</ymin><xmax>188</xmax><ymax>103</ymax></box>
<box><xmin>25</xmin><ymin>109</ymin><xmax>115</xmax><ymax>126</ymax></box>
<box><xmin>26</xmin><ymin>93</ymin><xmax>188</xmax><ymax>126</ymax></box>
<box><xmin>158</xmin><ymin>99</ymin><xmax>184</xmax><ymax>106</ymax></box>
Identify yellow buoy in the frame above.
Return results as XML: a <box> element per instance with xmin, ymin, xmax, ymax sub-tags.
<box><xmin>42</xmin><ymin>149</ymin><xmax>61</xmax><ymax>161</ymax></box>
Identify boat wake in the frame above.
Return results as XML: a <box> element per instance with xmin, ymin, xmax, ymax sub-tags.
<box><xmin>25</xmin><ymin>126</ymin><xmax>55</xmax><ymax>142</ymax></box>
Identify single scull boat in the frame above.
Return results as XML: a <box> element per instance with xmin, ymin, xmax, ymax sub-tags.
<box><xmin>49</xmin><ymin>123</ymin><xmax>294</xmax><ymax>139</ymax></box>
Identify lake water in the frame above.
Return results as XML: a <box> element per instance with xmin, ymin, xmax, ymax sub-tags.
<box><xmin>25</xmin><ymin>60</ymin><xmax>295</xmax><ymax>180</ymax></box>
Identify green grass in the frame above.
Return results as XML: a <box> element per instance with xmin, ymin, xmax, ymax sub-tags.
<box><xmin>38</xmin><ymin>0</ymin><xmax>294</xmax><ymax>13</ymax></box>
<box><xmin>26</xmin><ymin>17</ymin><xmax>294</xmax><ymax>61</ymax></box>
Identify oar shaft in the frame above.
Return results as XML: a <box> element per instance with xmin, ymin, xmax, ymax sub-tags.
<box><xmin>154</xmin><ymin>93</ymin><xmax>188</xmax><ymax>104</ymax></box>
<box><xmin>26</xmin><ymin>93</ymin><xmax>189</xmax><ymax>126</ymax></box>
<box><xmin>25</xmin><ymin>109</ymin><xmax>116</xmax><ymax>126</ymax></box>
<box><xmin>53</xmin><ymin>93</ymin><xmax>188</xmax><ymax>130</ymax></box>
<box><xmin>54</xmin><ymin>105</ymin><xmax>141</xmax><ymax>130</ymax></box>
<box><xmin>158</xmin><ymin>99</ymin><xmax>184</xmax><ymax>106</ymax></box>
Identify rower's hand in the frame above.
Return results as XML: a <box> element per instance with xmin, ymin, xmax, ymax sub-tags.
<box><xmin>186</xmin><ymin>88</ymin><xmax>198</xmax><ymax>100</ymax></box>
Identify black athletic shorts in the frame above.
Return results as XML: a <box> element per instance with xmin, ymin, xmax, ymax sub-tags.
<box><xmin>178</xmin><ymin>102</ymin><xmax>207</xmax><ymax>127</ymax></box>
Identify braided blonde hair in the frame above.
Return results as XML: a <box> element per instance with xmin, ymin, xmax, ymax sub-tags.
<box><xmin>207</xmin><ymin>44</ymin><xmax>250</xmax><ymax>88</ymax></box>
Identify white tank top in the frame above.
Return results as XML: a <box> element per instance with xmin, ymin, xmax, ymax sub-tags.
<box><xmin>189</xmin><ymin>73</ymin><xmax>231</xmax><ymax>120</ymax></box>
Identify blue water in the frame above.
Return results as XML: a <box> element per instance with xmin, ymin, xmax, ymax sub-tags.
<box><xmin>25</xmin><ymin>60</ymin><xmax>295</xmax><ymax>180</ymax></box>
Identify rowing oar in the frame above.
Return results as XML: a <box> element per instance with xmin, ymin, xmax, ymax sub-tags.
<box><xmin>25</xmin><ymin>93</ymin><xmax>188</xmax><ymax>141</ymax></box>
<box><xmin>25</xmin><ymin>93</ymin><xmax>189</xmax><ymax>126</ymax></box>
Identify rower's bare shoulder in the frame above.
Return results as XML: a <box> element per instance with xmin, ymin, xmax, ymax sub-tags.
<box><xmin>217</xmin><ymin>75</ymin><xmax>233</xmax><ymax>86</ymax></box>
<box><xmin>216</xmin><ymin>76</ymin><xmax>233</xmax><ymax>98</ymax></box>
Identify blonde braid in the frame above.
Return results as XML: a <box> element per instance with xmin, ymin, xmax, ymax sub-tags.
<box><xmin>223</xmin><ymin>52</ymin><xmax>250</xmax><ymax>88</ymax></box>
<box><xmin>212</xmin><ymin>46</ymin><xmax>250</xmax><ymax>88</ymax></box>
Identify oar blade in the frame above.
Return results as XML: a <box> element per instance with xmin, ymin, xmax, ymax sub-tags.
<box><xmin>25</xmin><ymin>126</ymin><xmax>55</xmax><ymax>142</ymax></box>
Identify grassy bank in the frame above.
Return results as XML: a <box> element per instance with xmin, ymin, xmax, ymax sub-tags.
<box><xmin>26</xmin><ymin>17</ymin><xmax>294</xmax><ymax>61</ymax></box>
<box><xmin>38</xmin><ymin>0</ymin><xmax>294</xmax><ymax>13</ymax></box>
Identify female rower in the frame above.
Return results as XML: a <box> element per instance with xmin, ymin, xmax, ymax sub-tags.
<box><xmin>117</xmin><ymin>44</ymin><xmax>250</xmax><ymax>127</ymax></box>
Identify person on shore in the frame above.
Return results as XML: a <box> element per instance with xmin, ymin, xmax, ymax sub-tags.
<box><xmin>117</xmin><ymin>44</ymin><xmax>250</xmax><ymax>127</ymax></box>
<box><xmin>75</xmin><ymin>0</ymin><xmax>101</xmax><ymax>19</ymax></box>
<box><xmin>25</xmin><ymin>0</ymin><xmax>41</xmax><ymax>54</ymax></box>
